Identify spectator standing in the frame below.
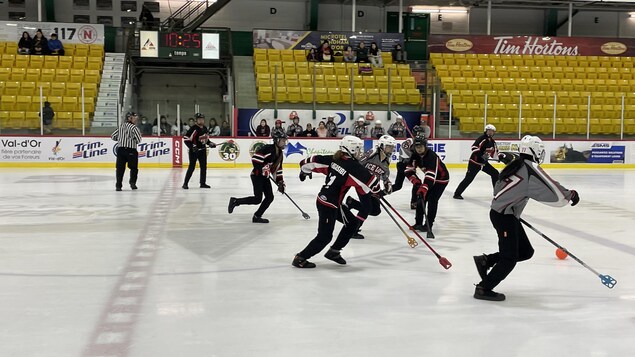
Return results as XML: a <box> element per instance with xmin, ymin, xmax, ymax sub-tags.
<box><xmin>31</xmin><ymin>29</ymin><xmax>48</xmax><ymax>55</ymax></box>
<box><xmin>209</xmin><ymin>118</ymin><xmax>221</xmax><ymax>136</ymax></box>
<box><xmin>256</xmin><ymin>119</ymin><xmax>270</xmax><ymax>137</ymax></box>
<box><xmin>301</xmin><ymin>123</ymin><xmax>318</xmax><ymax>137</ymax></box>
<box><xmin>368</xmin><ymin>42</ymin><xmax>383</xmax><ymax>68</ymax></box>
<box><xmin>419</xmin><ymin>116</ymin><xmax>432</xmax><ymax>139</ymax></box>
<box><xmin>41</xmin><ymin>101</ymin><xmax>54</xmax><ymax>134</ymax></box>
<box><xmin>356</xmin><ymin>42</ymin><xmax>369</xmax><ymax>63</ymax></box>
<box><xmin>111</xmin><ymin>112</ymin><xmax>142</xmax><ymax>191</ymax></box>
<box><xmin>392</xmin><ymin>43</ymin><xmax>407</xmax><ymax>64</ymax></box>
<box><xmin>388</xmin><ymin>115</ymin><xmax>407</xmax><ymax>138</ymax></box>
<box><xmin>325</xmin><ymin>115</ymin><xmax>339</xmax><ymax>137</ymax></box>
<box><xmin>18</xmin><ymin>31</ymin><xmax>32</xmax><ymax>55</ymax></box>
<box><xmin>343</xmin><ymin>45</ymin><xmax>356</xmax><ymax>63</ymax></box>
<box><xmin>47</xmin><ymin>33</ymin><xmax>65</xmax><ymax>56</ymax></box>
<box><xmin>220</xmin><ymin>120</ymin><xmax>231</xmax><ymax>136</ymax></box>
<box><xmin>139</xmin><ymin>4</ymin><xmax>155</xmax><ymax>30</ymax></box>
<box><xmin>370</xmin><ymin>120</ymin><xmax>385</xmax><ymax>139</ymax></box>
<box><xmin>316</xmin><ymin>121</ymin><xmax>328</xmax><ymax>138</ymax></box>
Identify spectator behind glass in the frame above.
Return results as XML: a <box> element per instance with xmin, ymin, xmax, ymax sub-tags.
<box><xmin>316</xmin><ymin>121</ymin><xmax>328</xmax><ymax>138</ymax></box>
<box><xmin>209</xmin><ymin>118</ymin><xmax>221</xmax><ymax>136</ymax></box>
<box><xmin>356</xmin><ymin>41</ymin><xmax>369</xmax><ymax>63</ymax></box>
<box><xmin>370</xmin><ymin>120</ymin><xmax>386</xmax><ymax>139</ymax></box>
<box><xmin>343</xmin><ymin>45</ymin><xmax>356</xmax><ymax>63</ymax></box>
<box><xmin>392</xmin><ymin>43</ymin><xmax>407</xmax><ymax>64</ymax></box>
<box><xmin>306</xmin><ymin>48</ymin><xmax>319</xmax><ymax>62</ymax></box>
<box><xmin>325</xmin><ymin>115</ymin><xmax>338</xmax><ymax>137</ymax></box>
<box><xmin>256</xmin><ymin>119</ymin><xmax>270</xmax><ymax>137</ymax></box>
<box><xmin>31</xmin><ymin>29</ymin><xmax>48</xmax><ymax>55</ymax></box>
<box><xmin>273</xmin><ymin>119</ymin><xmax>284</xmax><ymax>133</ymax></box>
<box><xmin>183</xmin><ymin>118</ymin><xmax>195</xmax><ymax>132</ymax></box>
<box><xmin>47</xmin><ymin>33</ymin><xmax>65</xmax><ymax>56</ymax></box>
<box><xmin>220</xmin><ymin>120</ymin><xmax>231</xmax><ymax>136</ymax></box>
<box><xmin>137</xmin><ymin>116</ymin><xmax>153</xmax><ymax>135</ymax></box>
<box><xmin>369</xmin><ymin>42</ymin><xmax>383</xmax><ymax>68</ymax></box>
<box><xmin>18</xmin><ymin>31</ymin><xmax>32</xmax><ymax>55</ymax></box>
<box><xmin>301</xmin><ymin>123</ymin><xmax>318</xmax><ymax>137</ymax></box>
<box><xmin>40</xmin><ymin>101</ymin><xmax>54</xmax><ymax>134</ymax></box>
<box><xmin>153</xmin><ymin>115</ymin><xmax>172</xmax><ymax>135</ymax></box>
<box><xmin>319</xmin><ymin>41</ymin><xmax>335</xmax><ymax>62</ymax></box>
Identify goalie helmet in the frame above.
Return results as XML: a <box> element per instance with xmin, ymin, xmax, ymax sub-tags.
<box><xmin>519</xmin><ymin>135</ymin><xmax>545</xmax><ymax>164</ymax></box>
<box><xmin>340</xmin><ymin>135</ymin><xmax>364</xmax><ymax>159</ymax></box>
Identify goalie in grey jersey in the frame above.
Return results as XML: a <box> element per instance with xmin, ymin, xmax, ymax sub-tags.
<box><xmin>473</xmin><ymin>135</ymin><xmax>580</xmax><ymax>302</ymax></box>
<box><xmin>346</xmin><ymin>135</ymin><xmax>396</xmax><ymax>239</ymax></box>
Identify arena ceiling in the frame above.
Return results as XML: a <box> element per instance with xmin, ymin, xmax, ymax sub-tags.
<box><xmin>321</xmin><ymin>0</ymin><xmax>635</xmax><ymax>11</ymax></box>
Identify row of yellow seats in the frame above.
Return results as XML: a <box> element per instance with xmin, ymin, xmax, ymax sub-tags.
<box><xmin>255</xmin><ymin>61</ymin><xmax>410</xmax><ymax>77</ymax></box>
<box><xmin>432</xmin><ymin>53</ymin><xmax>634</xmax><ymax>62</ymax></box>
<box><xmin>449</xmin><ymin>93</ymin><xmax>629</xmax><ymax>106</ymax></box>
<box><xmin>0</xmin><ymin>111</ymin><xmax>91</xmax><ymax>129</ymax></box>
<box><xmin>1</xmin><ymin>95</ymin><xmax>95</xmax><ymax>112</ymax></box>
<box><xmin>453</xmin><ymin>103</ymin><xmax>635</xmax><ymax>119</ymax></box>
<box><xmin>430</xmin><ymin>53</ymin><xmax>634</xmax><ymax>68</ymax></box>
<box><xmin>254</xmin><ymin>48</ymin><xmax>394</xmax><ymax>64</ymax></box>
<box><xmin>0</xmin><ymin>42</ymin><xmax>104</xmax><ymax>57</ymax></box>
<box><xmin>437</xmin><ymin>65</ymin><xmax>635</xmax><ymax>81</ymax></box>
<box><xmin>441</xmin><ymin>77</ymin><xmax>633</xmax><ymax>92</ymax></box>
<box><xmin>256</xmin><ymin>74</ymin><xmax>416</xmax><ymax>90</ymax></box>
<box><xmin>447</xmin><ymin>89</ymin><xmax>635</xmax><ymax>101</ymax></box>
<box><xmin>459</xmin><ymin>117</ymin><xmax>635</xmax><ymax>135</ymax></box>
<box><xmin>258</xmin><ymin>86</ymin><xmax>420</xmax><ymax>105</ymax></box>
<box><xmin>1</xmin><ymin>54</ymin><xmax>103</xmax><ymax>70</ymax></box>
<box><xmin>1</xmin><ymin>81</ymin><xmax>98</xmax><ymax>97</ymax></box>
<box><xmin>0</xmin><ymin>68</ymin><xmax>101</xmax><ymax>83</ymax></box>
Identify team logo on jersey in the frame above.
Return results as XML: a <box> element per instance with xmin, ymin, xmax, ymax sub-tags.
<box><xmin>218</xmin><ymin>140</ymin><xmax>240</xmax><ymax>161</ymax></box>
<box><xmin>249</xmin><ymin>141</ymin><xmax>267</xmax><ymax>157</ymax></box>
<box><xmin>284</xmin><ymin>142</ymin><xmax>308</xmax><ymax>157</ymax></box>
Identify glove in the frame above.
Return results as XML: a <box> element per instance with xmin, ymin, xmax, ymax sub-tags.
<box><xmin>408</xmin><ymin>175</ymin><xmax>422</xmax><ymax>186</ymax></box>
<box><xmin>208</xmin><ymin>141</ymin><xmax>217</xmax><ymax>148</ymax></box>
<box><xmin>416</xmin><ymin>184</ymin><xmax>428</xmax><ymax>200</ymax></box>
<box><xmin>277</xmin><ymin>181</ymin><xmax>286</xmax><ymax>194</ymax></box>
<box><xmin>299</xmin><ymin>171</ymin><xmax>312</xmax><ymax>182</ymax></box>
<box><xmin>383</xmin><ymin>180</ymin><xmax>393</xmax><ymax>195</ymax></box>
<box><xmin>262</xmin><ymin>165</ymin><xmax>271</xmax><ymax>177</ymax></box>
<box><xmin>570</xmin><ymin>190</ymin><xmax>580</xmax><ymax>206</ymax></box>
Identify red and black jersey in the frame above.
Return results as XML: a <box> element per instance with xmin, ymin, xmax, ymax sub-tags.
<box><xmin>300</xmin><ymin>154</ymin><xmax>380</xmax><ymax>220</ymax></box>
<box><xmin>251</xmin><ymin>144</ymin><xmax>284</xmax><ymax>182</ymax></box>
<box><xmin>469</xmin><ymin>134</ymin><xmax>497</xmax><ymax>165</ymax></box>
<box><xmin>405</xmin><ymin>149</ymin><xmax>450</xmax><ymax>192</ymax></box>
<box><xmin>184</xmin><ymin>125</ymin><xmax>209</xmax><ymax>150</ymax></box>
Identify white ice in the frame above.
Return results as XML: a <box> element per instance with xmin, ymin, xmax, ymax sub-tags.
<box><xmin>0</xmin><ymin>167</ymin><xmax>633</xmax><ymax>357</ymax></box>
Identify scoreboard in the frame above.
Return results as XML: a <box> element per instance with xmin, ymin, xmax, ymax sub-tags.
<box><xmin>140</xmin><ymin>31</ymin><xmax>220</xmax><ymax>60</ymax></box>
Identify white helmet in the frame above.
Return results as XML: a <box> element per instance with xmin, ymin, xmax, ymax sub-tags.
<box><xmin>340</xmin><ymin>135</ymin><xmax>364</xmax><ymax>159</ymax></box>
<box><xmin>396</xmin><ymin>115</ymin><xmax>403</xmax><ymax>121</ymax></box>
<box><xmin>378</xmin><ymin>135</ymin><xmax>396</xmax><ymax>153</ymax></box>
<box><xmin>357</xmin><ymin>116</ymin><xmax>365</xmax><ymax>122</ymax></box>
<box><xmin>485</xmin><ymin>124</ymin><xmax>497</xmax><ymax>132</ymax></box>
<box><xmin>375</xmin><ymin>120</ymin><xmax>382</xmax><ymax>125</ymax></box>
<box><xmin>519</xmin><ymin>135</ymin><xmax>545</xmax><ymax>164</ymax></box>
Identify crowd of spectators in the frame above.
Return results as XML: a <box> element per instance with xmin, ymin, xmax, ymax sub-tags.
<box><xmin>17</xmin><ymin>29</ymin><xmax>65</xmax><ymax>56</ymax></box>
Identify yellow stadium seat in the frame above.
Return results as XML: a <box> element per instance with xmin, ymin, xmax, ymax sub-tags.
<box><xmin>10</xmin><ymin>68</ymin><xmax>26</xmax><ymax>81</ymax></box>
<box><xmin>353</xmin><ymin>88</ymin><xmax>367</xmax><ymax>104</ymax></box>
<box><xmin>390</xmin><ymin>77</ymin><xmax>403</xmax><ymax>90</ymax></box>
<box><xmin>4</xmin><ymin>81</ymin><xmax>19</xmax><ymax>95</ymax></box>
<box><xmin>295</xmin><ymin>62</ymin><xmax>309</xmax><ymax>75</ymax></box>
<box><xmin>66</xmin><ymin>83</ymin><xmax>81</xmax><ymax>97</ymax></box>
<box><xmin>267</xmin><ymin>49</ymin><xmax>281</xmax><ymax>62</ymax></box>
<box><xmin>393</xmin><ymin>89</ymin><xmax>407</xmax><ymax>104</ymax></box>
<box><xmin>25</xmin><ymin>68</ymin><xmax>40</xmax><ymax>81</ymax></box>
<box><xmin>315</xmin><ymin>87</ymin><xmax>328</xmax><ymax>103</ymax></box>
<box><xmin>16</xmin><ymin>95</ymin><xmax>32</xmax><ymax>111</ymax></box>
<box><xmin>84</xmin><ymin>70</ymin><xmax>100</xmax><ymax>83</ymax></box>
<box><xmin>54</xmin><ymin>111</ymin><xmax>73</xmax><ymax>129</ymax></box>
<box><xmin>373</xmin><ymin>68</ymin><xmax>386</xmax><ymax>76</ymax></box>
<box><xmin>341</xmin><ymin>87</ymin><xmax>352</xmax><ymax>104</ymax></box>
<box><xmin>367</xmin><ymin>88</ymin><xmax>381</xmax><ymax>104</ymax></box>
<box><xmin>255</xmin><ymin>61</ymin><xmax>268</xmax><ymax>74</ymax></box>
<box><xmin>25</xmin><ymin>111</ymin><xmax>40</xmax><ymax>129</ymax></box>
<box><xmin>86</xmin><ymin>57</ymin><xmax>102</xmax><ymax>70</ymax></box>
<box><xmin>319</xmin><ymin>65</ymin><xmax>334</xmax><ymax>76</ymax></box>
<box><xmin>43</xmin><ymin>56</ymin><xmax>58</xmax><ymax>69</ymax></box>
<box><xmin>325</xmin><ymin>75</ymin><xmax>337</xmax><ymax>88</ymax></box>
<box><xmin>283</xmin><ymin>62</ymin><xmax>296</xmax><ymax>75</ymax></box>
<box><xmin>379</xmin><ymin>88</ymin><xmax>391</xmax><ymax>104</ymax></box>
<box><xmin>19</xmin><ymin>81</ymin><xmax>36</xmax><ymax>96</ymax></box>
<box><xmin>402</xmin><ymin>77</ymin><xmax>416</xmax><ymax>89</ymax></box>
<box><xmin>300</xmin><ymin>87</ymin><xmax>314</xmax><ymax>103</ymax></box>
<box><xmin>298</xmin><ymin>74</ymin><xmax>312</xmax><ymax>88</ymax></box>
<box><xmin>89</xmin><ymin>45</ymin><xmax>104</xmax><ymax>58</ymax></box>
<box><xmin>58</xmin><ymin>56</ymin><xmax>72</xmax><ymax>69</ymax></box>
<box><xmin>327</xmin><ymin>87</ymin><xmax>341</xmax><ymax>104</ymax></box>
<box><xmin>0</xmin><ymin>67</ymin><xmax>10</xmax><ymax>81</ymax></box>
<box><xmin>0</xmin><ymin>95</ymin><xmax>16</xmax><ymax>110</ymax></box>
<box><xmin>74</xmin><ymin>44</ymin><xmax>89</xmax><ymax>57</ymax></box>
<box><xmin>287</xmin><ymin>86</ymin><xmax>301</xmax><ymax>103</ymax></box>
<box><xmin>1</xmin><ymin>54</ymin><xmax>15</xmax><ymax>67</ymax></box>
<box><xmin>256</xmin><ymin>73</ymin><xmax>270</xmax><ymax>87</ymax></box>
<box><xmin>624</xmin><ymin>119</ymin><xmax>635</xmax><ymax>134</ymax></box>
<box><xmin>70</xmin><ymin>69</ymin><xmax>84</xmax><ymax>83</ymax></box>
<box><xmin>47</xmin><ymin>96</ymin><xmax>62</xmax><ymax>110</ymax></box>
<box><xmin>253</xmin><ymin>51</ymin><xmax>267</xmax><ymax>62</ymax></box>
<box><xmin>8</xmin><ymin>111</ymin><xmax>25</xmax><ymax>128</ymax></box>
<box><xmin>334</xmin><ymin>63</ymin><xmax>347</xmax><ymax>76</ymax></box>
<box><xmin>40</xmin><ymin>68</ymin><xmax>55</xmax><ymax>82</ymax></box>
<box><xmin>375</xmin><ymin>75</ymin><xmax>388</xmax><ymax>89</ymax></box>
<box><xmin>272</xmin><ymin>74</ymin><xmax>285</xmax><ymax>88</ymax></box>
<box><xmin>36</xmin><ymin>81</ymin><xmax>51</xmax><ymax>96</ymax></box>
<box><xmin>15</xmin><ymin>55</ymin><xmax>29</xmax><ymax>68</ymax></box>
<box><xmin>285</xmin><ymin>74</ymin><xmax>299</xmax><ymax>87</ymax></box>
<box><xmin>62</xmin><ymin>96</ymin><xmax>78</xmax><ymax>111</ymax></box>
<box><xmin>362</xmin><ymin>76</ymin><xmax>376</xmax><ymax>89</ymax></box>
<box><xmin>51</xmin><ymin>82</ymin><xmax>65</xmax><ymax>96</ymax></box>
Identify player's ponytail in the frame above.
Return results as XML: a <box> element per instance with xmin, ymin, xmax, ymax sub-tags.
<box><xmin>333</xmin><ymin>150</ymin><xmax>345</xmax><ymax>160</ymax></box>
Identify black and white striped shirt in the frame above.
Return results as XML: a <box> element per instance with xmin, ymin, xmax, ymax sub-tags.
<box><xmin>111</xmin><ymin>122</ymin><xmax>142</xmax><ymax>149</ymax></box>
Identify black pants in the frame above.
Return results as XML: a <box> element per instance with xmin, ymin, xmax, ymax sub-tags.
<box><xmin>454</xmin><ymin>161</ymin><xmax>499</xmax><ymax>196</ymax></box>
<box><xmin>235</xmin><ymin>175</ymin><xmax>274</xmax><ymax>217</ymax></box>
<box><xmin>115</xmin><ymin>147</ymin><xmax>138</xmax><ymax>188</ymax></box>
<box><xmin>183</xmin><ymin>149</ymin><xmax>207</xmax><ymax>186</ymax></box>
<box><xmin>347</xmin><ymin>194</ymin><xmax>380</xmax><ymax>231</ymax></box>
<box><xmin>480</xmin><ymin>210</ymin><xmax>535</xmax><ymax>290</ymax></box>
<box><xmin>415</xmin><ymin>183</ymin><xmax>447</xmax><ymax>227</ymax></box>
<box><xmin>297</xmin><ymin>203</ymin><xmax>360</xmax><ymax>259</ymax></box>
<box><xmin>392</xmin><ymin>161</ymin><xmax>418</xmax><ymax>204</ymax></box>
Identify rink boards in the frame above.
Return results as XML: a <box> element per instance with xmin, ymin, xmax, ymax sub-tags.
<box><xmin>0</xmin><ymin>135</ymin><xmax>633</xmax><ymax>168</ymax></box>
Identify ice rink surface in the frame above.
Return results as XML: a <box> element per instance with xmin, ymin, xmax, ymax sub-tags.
<box><xmin>0</xmin><ymin>167</ymin><xmax>633</xmax><ymax>357</ymax></box>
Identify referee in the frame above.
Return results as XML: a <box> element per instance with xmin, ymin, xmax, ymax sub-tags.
<box><xmin>111</xmin><ymin>112</ymin><xmax>142</xmax><ymax>191</ymax></box>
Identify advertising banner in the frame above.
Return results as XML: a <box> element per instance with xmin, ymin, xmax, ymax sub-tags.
<box><xmin>140</xmin><ymin>31</ymin><xmax>159</xmax><ymax>58</ymax></box>
<box><xmin>0</xmin><ymin>21</ymin><xmax>104</xmax><ymax>45</ymax></box>
<box><xmin>237</xmin><ymin>109</ymin><xmax>430</xmax><ymax>138</ymax></box>
<box><xmin>202</xmin><ymin>33</ymin><xmax>220</xmax><ymax>59</ymax></box>
<box><xmin>429</xmin><ymin>35</ymin><xmax>635</xmax><ymax>57</ymax></box>
<box><xmin>253</xmin><ymin>29</ymin><xmax>404</xmax><ymax>53</ymax></box>
<box><xmin>548</xmin><ymin>142</ymin><xmax>626</xmax><ymax>164</ymax></box>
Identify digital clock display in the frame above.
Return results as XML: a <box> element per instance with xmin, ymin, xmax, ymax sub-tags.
<box><xmin>161</xmin><ymin>32</ymin><xmax>202</xmax><ymax>49</ymax></box>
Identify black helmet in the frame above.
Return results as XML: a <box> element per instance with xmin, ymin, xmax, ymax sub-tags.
<box><xmin>413</xmin><ymin>125</ymin><xmax>422</xmax><ymax>133</ymax></box>
<box><xmin>272</xmin><ymin>128</ymin><xmax>288</xmax><ymax>142</ymax></box>
<box><xmin>195</xmin><ymin>113</ymin><xmax>205</xmax><ymax>119</ymax></box>
<box><xmin>125</xmin><ymin>111</ymin><xmax>137</xmax><ymax>121</ymax></box>
<box><xmin>413</xmin><ymin>135</ymin><xmax>427</xmax><ymax>146</ymax></box>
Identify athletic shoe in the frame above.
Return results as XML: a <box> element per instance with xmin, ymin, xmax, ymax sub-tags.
<box><xmin>473</xmin><ymin>254</ymin><xmax>489</xmax><ymax>280</ymax></box>
<box><xmin>473</xmin><ymin>285</ymin><xmax>505</xmax><ymax>301</ymax></box>
<box><xmin>324</xmin><ymin>249</ymin><xmax>347</xmax><ymax>265</ymax></box>
<box><xmin>182</xmin><ymin>184</ymin><xmax>189</xmax><ymax>189</ymax></box>
<box><xmin>228</xmin><ymin>197</ymin><xmax>237</xmax><ymax>214</ymax></box>
<box><xmin>453</xmin><ymin>194</ymin><xmax>464</xmax><ymax>200</ymax></box>
<box><xmin>252</xmin><ymin>215</ymin><xmax>269</xmax><ymax>223</ymax></box>
<box><xmin>426</xmin><ymin>230</ymin><xmax>435</xmax><ymax>239</ymax></box>
<box><xmin>292</xmin><ymin>255</ymin><xmax>316</xmax><ymax>268</ymax></box>
<box><xmin>130</xmin><ymin>183</ymin><xmax>138</xmax><ymax>190</ymax></box>
<box><xmin>116</xmin><ymin>187</ymin><xmax>122</xmax><ymax>192</ymax></box>
<box><xmin>200</xmin><ymin>184</ymin><xmax>211</xmax><ymax>188</ymax></box>
<box><xmin>351</xmin><ymin>230</ymin><xmax>364</xmax><ymax>239</ymax></box>
<box><xmin>412</xmin><ymin>224</ymin><xmax>427</xmax><ymax>232</ymax></box>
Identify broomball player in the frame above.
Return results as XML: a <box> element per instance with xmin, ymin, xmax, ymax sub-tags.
<box><xmin>405</xmin><ymin>136</ymin><xmax>450</xmax><ymax>239</ymax></box>
<box><xmin>227</xmin><ymin>130</ymin><xmax>288</xmax><ymax>223</ymax></box>
<box><xmin>346</xmin><ymin>134</ymin><xmax>396</xmax><ymax>239</ymax></box>
<box><xmin>473</xmin><ymin>135</ymin><xmax>580</xmax><ymax>302</ymax></box>
<box><xmin>183</xmin><ymin>113</ymin><xmax>216</xmax><ymax>189</ymax></box>
<box><xmin>454</xmin><ymin>124</ymin><xmax>499</xmax><ymax>199</ymax></box>
<box><xmin>292</xmin><ymin>136</ymin><xmax>380</xmax><ymax>268</ymax></box>
<box><xmin>392</xmin><ymin>125</ymin><xmax>426</xmax><ymax>209</ymax></box>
